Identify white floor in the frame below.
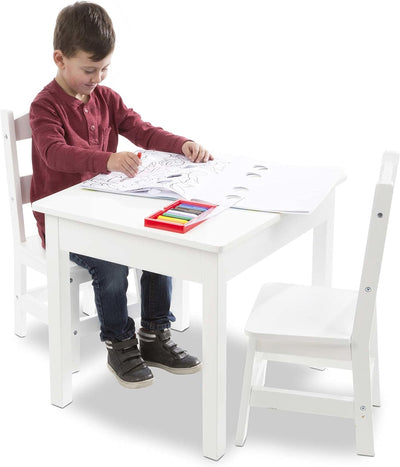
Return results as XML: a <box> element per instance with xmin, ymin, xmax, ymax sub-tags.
<box><xmin>2</xmin><ymin>233</ymin><xmax>400</xmax><ymax>467</ymax></box>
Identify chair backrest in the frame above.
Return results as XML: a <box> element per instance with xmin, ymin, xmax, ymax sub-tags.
<box><xmin>352</xmin><ymin>152</ymin><xmax>399</xmax><ymax>347</ymax></box>
<box><xmin>1</xmin><ymin>109</ymin><xmax>32</xmax><ymax>244</ymax></box>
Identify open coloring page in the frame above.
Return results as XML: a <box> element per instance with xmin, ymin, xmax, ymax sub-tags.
<box><xmin>81</xmin><ymin>150</ymin><xmax>233</xmax><ymax>199</ymax></box>
<box><xmin>81</xmin><ymin>150</ymin><xmax>345</xmax><ymax>213</ymax></box>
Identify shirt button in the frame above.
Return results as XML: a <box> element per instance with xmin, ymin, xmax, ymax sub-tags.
<box><xmin>90</xmin><ymin>125</ymin><xmax>95</xmax><ymax>131</ymax></box>
<box><xmin>84</xmin><ymin>107</ymin><xmax>89</xmax><ymax>113</ymax></box>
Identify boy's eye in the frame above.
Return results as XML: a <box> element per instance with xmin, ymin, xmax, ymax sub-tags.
<box><xmin>83</xmin><ymin>68</ymin><xmax>108</xmax><ymax>74</ymax></box>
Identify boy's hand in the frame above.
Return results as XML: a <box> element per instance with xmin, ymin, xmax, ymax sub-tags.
<box><xmin>182</xmin><ymin>141</ymin><xmax>213</xmax><ymax>163</ymax></box>
<box><xmin>107</xmin><ymin>151</ymin><xmax>141</xmax><ymax>177</ymax></box>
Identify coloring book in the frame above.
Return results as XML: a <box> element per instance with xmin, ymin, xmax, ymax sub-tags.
<box><xmin>81</xmin><ymin>150</ymin><xmax>345</xmax><ymax>213</ymax></box>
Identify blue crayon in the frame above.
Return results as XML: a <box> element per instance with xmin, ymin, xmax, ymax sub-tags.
<box><xmin>177</xmin><ymin>203</ymin><xmax>208</xmax><ymax>212</ymax></box>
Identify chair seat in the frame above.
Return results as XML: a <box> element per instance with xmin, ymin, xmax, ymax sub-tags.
<box><xmin>246</xmin><ymin>283</ymin><xmax>358</xmax><ymax>360</ymax></box>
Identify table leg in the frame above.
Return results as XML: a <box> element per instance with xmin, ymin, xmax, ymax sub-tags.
<box><xmin>312</xmin><ymin>191</ymin><xmax>335</xmax><ymax>286</ymax></box>
<box><xmin>202</xmin><ymin>263</ymin><xmax>227</xmax><ymax>460</ymax></box>
<box><xmin>46</xmin><ymin>215</ymin><xmax>73</xmax><ymax>408</ymax></box>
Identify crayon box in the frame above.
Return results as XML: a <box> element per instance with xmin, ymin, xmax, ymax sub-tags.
<box><xmin>144</xmin><ymin>199</ymin><xmax>217</xmax><ymax>233</ymax></box>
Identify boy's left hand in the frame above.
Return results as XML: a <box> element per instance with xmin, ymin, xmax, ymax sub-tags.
<box><xmin>182</xmin><ymin>141</ymin><xmax>214</xmax><ymax>163</ymax></box>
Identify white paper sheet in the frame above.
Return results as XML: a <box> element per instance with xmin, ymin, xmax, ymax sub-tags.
<box><xmin>81</xmin><ymin>150</ymin><xmax>345</xmax><ymax>214</ymax></box>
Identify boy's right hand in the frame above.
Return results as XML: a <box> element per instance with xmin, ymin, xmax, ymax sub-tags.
<box><xmin>107</xmin><ymin>151</ymin><xmax>141</xmax><ymax>177</ymax></box>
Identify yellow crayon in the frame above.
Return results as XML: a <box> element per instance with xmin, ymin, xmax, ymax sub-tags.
<box><xmin>158</xmin><ymin>215</ymin><xmax>189</xmax><ymax>224</ymax></box>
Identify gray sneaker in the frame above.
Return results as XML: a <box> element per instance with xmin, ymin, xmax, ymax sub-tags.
<box><xmin>106</xmin><ymin>336</ymin><xmax>154</xmax><ymax>388</ymax></box>
<box><xmin>138</xmin><ymin>328</ymin><xmax>202</xmax><ymax>375</ymax></box>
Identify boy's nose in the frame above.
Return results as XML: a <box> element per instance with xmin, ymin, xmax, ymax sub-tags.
<box><xmin>92</xmin><ymin>72</ymin><xmax>102</xmax><ymax>84</ymax></box>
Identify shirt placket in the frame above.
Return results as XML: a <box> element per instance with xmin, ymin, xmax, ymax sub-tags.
<box><xmin>83</xmin><ymin>105</ymin><xmax>99</xmax><ymax>145</ymax></box>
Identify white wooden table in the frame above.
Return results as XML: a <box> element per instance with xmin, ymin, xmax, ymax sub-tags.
<box><xmin>33</xmin><ymin>185</ymin><xmax>335</xmax><ymax>460</ymax></box>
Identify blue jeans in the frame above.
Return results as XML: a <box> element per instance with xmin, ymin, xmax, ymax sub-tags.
<box><xmin>70</xmin><ymin>253</ymin><xmax>173</xmax><ymax>341</ymax></box>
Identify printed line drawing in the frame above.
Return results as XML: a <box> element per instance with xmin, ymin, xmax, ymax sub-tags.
<box><xmin>82</xmin><ymin>150</ymin><xmax>231</xmax><ymax>199</ymax></box>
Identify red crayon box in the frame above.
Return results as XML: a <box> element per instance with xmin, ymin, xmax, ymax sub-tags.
<box><xmin>144</xmin><ymin>199</ymin><xmax>217</xmax><ymax>233</ymax></box>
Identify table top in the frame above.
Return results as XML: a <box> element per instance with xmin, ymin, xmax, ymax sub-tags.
<box><xmin>33</xmin><ymin>185</ymin><xmax>281</xmax><ymax>253</ymax></box>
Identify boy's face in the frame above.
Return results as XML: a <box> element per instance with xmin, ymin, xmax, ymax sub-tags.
<box><xmin>54</xmin><ymin>49</ymin><xmax>112</xmax><ymax>99</ymax></box>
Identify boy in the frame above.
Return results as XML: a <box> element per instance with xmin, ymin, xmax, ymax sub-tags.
<box><xmin>30</xmin><ymin>1</ymin><xmax>211</xmax><ymax>388</ymax></box>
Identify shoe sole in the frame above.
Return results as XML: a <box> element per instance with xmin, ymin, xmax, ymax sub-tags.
<box><xmin>107</xmin><ymin>364</ymin><xmax>154</xmax><ymax>389</ymax></box>
<box><xmin>145</xmin><ymin>361</ymin><xmax>202</xmax><ymax>375</ymax></box>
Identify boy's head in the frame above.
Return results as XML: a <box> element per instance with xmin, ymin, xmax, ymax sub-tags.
<box><xmin>53</xmin><ymin>2</ymin><xmax>115</xmax><ymax>99</ymax></box>
<box><xmin>54</xmin><ymin>1</ymin><xmax>115</xmax><ymax>61</ymax></box>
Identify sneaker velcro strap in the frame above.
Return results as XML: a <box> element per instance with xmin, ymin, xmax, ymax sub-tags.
<box><xmin>121</xmin><ymin>358</ymin><xmax>145</xmax><ymax>375</ymax></box>
<box><xmin>164</xmin><ymin>340</ymin><xmax>186</xmax><ymax>358</ymax></box>
<box><xmin>172</xmin><ymin>346</ymin><xmax>186</xmax><ymax>358</ymax></box>
<box><xmin>164</xmin><ymin>339</ymin><xmax>176</xmax><ymax>350</ymax></box>
<box><xmin>123</xmin><ymin>347</ymin><xmax>141</xmax><ymax>359</ymax></box>
<box><xmin>158</xmin><ymin>329</ymin><xmax>171</xmax><ymax>341</ymax></box>
<box><xmin>111</xmin><ymin>337</ymin><xmax>139</xmax><ymax>351</ymax></box>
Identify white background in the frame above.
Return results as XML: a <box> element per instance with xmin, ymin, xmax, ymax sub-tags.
<box><xmin>1</xmin><ymin>1</ymin><xmax>400</xmax><ymax>465</ymax></box>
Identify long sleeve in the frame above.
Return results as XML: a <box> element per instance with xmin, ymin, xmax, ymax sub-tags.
<box><xmin>30</xmin><ymin>99</ymin><xmax>110</xmax><ymax>175</ymax></box>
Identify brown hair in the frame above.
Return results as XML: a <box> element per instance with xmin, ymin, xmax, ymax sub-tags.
<box><xmin>53</xmin><ymin>2</ymin><xmax>115</xmax><ymax>61</ymax></box>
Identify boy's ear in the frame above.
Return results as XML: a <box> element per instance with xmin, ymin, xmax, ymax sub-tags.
<box><xmin>53</xmin><ymin>50</ymin><xmax>66</xmax><ymax>69</ymax></box>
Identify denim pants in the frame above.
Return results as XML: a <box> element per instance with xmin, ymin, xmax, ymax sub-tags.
<box><xmin>70</xmin><ymin>252</ymin><xmax>172</xmax><ymax>341</ymax></box>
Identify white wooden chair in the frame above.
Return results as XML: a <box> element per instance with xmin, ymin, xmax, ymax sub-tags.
<box><xmin>235</xmin><ymin>152</ymin><xmax>398</xmax><ymax>456</ymax></box>
<box><xmin>1</xmin><ymin>109</ymin><xmax>143</xmax><ymax>372</ymax></box>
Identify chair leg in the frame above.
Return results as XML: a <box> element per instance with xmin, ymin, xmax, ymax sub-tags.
<box><xmin>371</xmin><ymin>313</ymin><xmax>381</xmax><ymax>407</ymax></box>
<box><xmin>70</xmin><ymin>277</ymin><xmax>81</xmax><ymax>373</ymax></box>
<box><xmin>352</xmin><ymin>356</ymin><xmax>375</xmax><ymax>456</ymax></box>
<box><xmin>253</xmin><ymin>350</ymin><xmax>267</xmax><ymax>386</ymax></box>
<box><xmin>14</xmin><ymin>260</ymin><xmax>27</xmax><ymax>337</ymax></box>
<box><xmin>236</xmin><ymin>338</ymin><xmax>257</xmax><ymax>447</ymax></box>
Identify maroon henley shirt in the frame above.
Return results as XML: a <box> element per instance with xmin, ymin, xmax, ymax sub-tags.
<box><xmin>30</xmin><ymin>79</ymin><xmax>188</xmax><ymax>246</ymax></box>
